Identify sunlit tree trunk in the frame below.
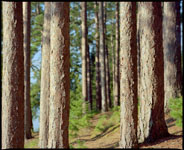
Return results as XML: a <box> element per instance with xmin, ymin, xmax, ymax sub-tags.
<box><xmin>163</xmin><ymin>2</ymin><xmax>182</xmax><ymax>113</ymax></box>
<box><xmin>81</xmin><ymin>2</ymin><xmax>88</xmax><ymax>113</ymax></box>
<box><xmin>39</xmin><ymin>2</ymin><xmax>50</xmax><ymax>148</ymax></box>
<box><xmin>48</xmin><ymin>2</ymin><xmax>70</xmax><ymax>148</ymax></box>
<box><xmin>99</xmin><ymin>2</ymin><xmax>107</xmax><ymax>112</ymax></box>
<box><xmin>138</xmin><ymin>2</ymin><xmax>169</xmax><ymax>143</ymax></box>
<box><xmin>119</xmin><ymin>2</ymin><xmax>138</xmax><ymax>148</ymax></box>
<box><xmin>2</xmin><ymin>2</ymin><xmax>24</xmax><ymax>148</ymax></box>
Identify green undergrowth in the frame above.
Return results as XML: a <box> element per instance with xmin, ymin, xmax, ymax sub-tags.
<box><xmin>92</xmin><ymin>106</ymin><xmax>120</xmax><ymax>137</ymax></box>
<box><xmin>24</xmin><ymin>132</ymin><xmax>39</xmax><ymax>148</ymax></box>
<box><xmin>69</xmin><ymin>98</ymin><xmax>99</xmax><ymax>139</ymax></box>
<box><xmin>169</xmin><ymin>96</ymin><xmax>183</xmax><ymax>127</ymax></box>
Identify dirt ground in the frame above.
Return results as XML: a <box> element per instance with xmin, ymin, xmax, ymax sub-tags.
<box><xmin>25</xmin><ymin>112</ymin><xmax>182</xmax><ymax>149</ymax></box>
<box><xmin>70</xmin><ymin>112</ymin><xmax>183</xmax><ymax>149</ymax></box>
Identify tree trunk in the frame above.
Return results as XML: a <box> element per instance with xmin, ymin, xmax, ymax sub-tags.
<box><xmin>48</xmin><ymin>2</ymin><xmax>70</xmax><ymax>148</ymax></box>
<box><xmin>87</xmin><ymin>44</ymin><xmax>93</xmax><ymax>111</ymax></box>
<box><xmin>104</xmin><ymin>2</ymin><xmax>112</xmax><ymax>109</ymax></box>
<box><xmin>94</xmin><ymin>2</ymin><xmax>101</xmax><ymax>111</ymax></box>
<box><xmin>138</xmin><ymin>2</ymin><xmax>169</xmax><ymax>143</ymax></box>
<box><xmin>81</xmin><ymin>2</ymin><xmax>88</xmax><ymax>113</ymax></box>
<box><xmin>39</xmin><ymin>2</ymin><xmax>50</xmax><ymax>148</ymax></box>
<box><xmin>2</xmin><ymin>2</ymin><xmax>24</xmax><ymax>148</ymax></box>
<box><xmin>119</xmin><ymin>2</ymin><xmax>138</xmax><ymax>148</ymax></box>
<box><xmin>163</xmin><ymin>2</ymin><xmax>182</xmax><ymax>113</ymax></box>
<box><xmin>114</xmin><ymin>2</ymin><xmax>120</xmax><ymax>107</ymax></box>
<box><xmin>137</xmin><ymin>3</ymin><xmax>141</xmax><ymax>99</ymax></box>
<box><xmin>99</xmin><ymin>2</ymin><xmax>107</xmax><ymax>112</ymax></box>
<box><xmin>23</xmin><ymin>2</ymin><xmax>32</xmax><ymax>140</ymax></box>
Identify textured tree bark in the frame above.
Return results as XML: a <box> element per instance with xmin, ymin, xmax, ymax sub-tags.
<box><xmin>2</xmin><ymin>2</ymin><xmax>24</xmax><ymax>148</ymax></box>
<box><xmin>104</xmin><ymin>2</ymin><xmax>112</xmax><ymax>109</ymax></box>
<box><xmin>23</xmin><ymin>2</ymin><xmax>32</xmax><ymax>140</ymax></box>
<box><xmin>39</xmin><ymin>2</ymin><xmax>50</xmax><ymax>148</ymax></box>
<box><xmin>81</xmin><ymin>2</ymin><xmax>88</xmax><ymax>114</ymax></box>
<box><xmin>163</xmin><ymin>2</ymin><xmax>182</xmax><ymax>113</ymax></box>
<box><xmin>94</xmin><ymin>2</ymin><xmax>102</xmax><ymax>111</ymax></box>
<box><xmin>48</xmin><ymin>2</ymin><xmax>70</xmax><ymax>148</ymax></box>
<box><xmin>114</xmin><ymin>2</ymin><xmax>120</xmax><ymax>107</ymax></box>
<box><xmin>119</xmin><ymin>2</ymin><xmax>138</xmax><ymax>148</ymax></box>
<box><xmin>137</xmin><ymin>3</ymin><xmax>141</xmax><ymax>99</ymax></box>
<box><xmin>138</xmin><ymin>2</ymin><xmax>169</xmax><ymax>143</ymax></box>
<box><xmin>99</xmin><ymin>2</ymin><xmax>107</xmax><ymax>112</ymax></box>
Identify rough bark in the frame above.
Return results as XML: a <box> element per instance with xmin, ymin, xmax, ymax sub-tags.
<box><xmin>39</xmin><ymin>2</ymin><xmax>50</xmax><ymax>148</ymax></box>
<box><xmin>48</xmin><ymin>2</ymin><xmax>70</xmax><ymax>148</ymax></box>
<box><xmin>81</xmin><ymin>2</ymin><xmax>88</xmax><ymax>113</ymax></box>
<box><xmin>94</xmin><ymin>2</ymin><xmax>101</xmax><ymax>111</ymax></box>
<box><xmin>137</xmin><ymin>3</ymin><xmax>141</xmax><ymax>99</ymax></box>
<box><xmin>2</xmin><ymin>2</ymin><xmax>24</xmax><ymax>148</ymax></box>
<box><xmin>119</xmin><ymin>2</ymin><xmax>138</xmax><ymax>148</ymax></box>
<box><xmin>23</xmin><ymin>2</ymin><xmax>32</xmax><ymax>140</ymax></box>
<box><xmin>104</xmin><ymin>2</ymin><xmax>112</xmax><ymax>109</ymax></box>
<box><xmin>163</xmin><ymin>2</ymin><xmax>182</xmax><ymax>113</ymax></box>
<box><xmin>99</xmin><ymin>2</ymin><xmax>107</xmax><ymax>112</ymax></box>
<box><xmin>114</xmin><ymin>2</ymin><xmax>120</xmax><ymax>107</ymax></box>
<box><xmin>138</xmin><ymin>2</ymin><xmax>169</xmax><ymax>143</ymax></box>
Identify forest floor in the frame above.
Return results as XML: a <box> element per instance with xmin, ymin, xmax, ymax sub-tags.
<box><xmin>25</xmin><ymin>112</ymin><xmax>183</xmax><ymax>149</ymax></box>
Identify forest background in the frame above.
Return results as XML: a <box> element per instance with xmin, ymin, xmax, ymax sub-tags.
<box><xmin>4</xmin><ymin>2</ymin><xmax>182</xmax><ymax>132</ymax></box>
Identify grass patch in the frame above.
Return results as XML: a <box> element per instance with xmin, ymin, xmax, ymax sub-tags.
<box><xmin>169</xmin><ymin>96</ymin><xmax>183</xmax><ymax>127</ymax></box>
<box><xmin>24</xmin><ymin>138</ymin><xmax>39</xmax><ymax>148</ymax></box>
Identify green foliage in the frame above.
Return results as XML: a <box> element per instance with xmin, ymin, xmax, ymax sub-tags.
<box><xmin>24</xmin><ymin>138</ymin><xmax>39</xmax><ymax>148</ymax></box>
<box><xmin>75</xmin><ymin>140</ymin><xmax>87</xmax><ymax>148</ymax></box>
<box><xmin>169</xmin><ymin>97</ymin><xmax>183</xmax><ymax>127</ymax></box>
<box><xmin>69</xmin><ymin>80</ymin><xmax>97</xmax><ymax>138</ymax></box>
<box><xmin>94</xmin><ymin>106</ymin><xmax>120</xmax><ymax>134</ymax></box>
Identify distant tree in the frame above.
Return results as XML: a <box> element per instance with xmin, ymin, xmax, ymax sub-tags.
<box><xmin>99</xmin><ymin>2</ymin><xmax>108</xmax><ymax>112</ymax></box>
<box><xmin>104</xmin><ymin>2</ymin><xmax>112</xmax><ymax>109</ymax></box>
<box><xmin>2</xmin><ymin>2</ymin><xmax>24</xmax><ymax>148</ymax></box>
<box><xmin>23</xmin><ymin>2</ymin><xmax>32</xmax><ymax>140</ymax></box>
<box><xmin>138</xmin><ymin>2</ymin><xmax>169</xmax><ymax>143</ymax></box>
<box><xmin>48</xmin><ymin>2</ymin><xmax>70</xmax><ymax>148</ymax></box>
<box><xmin>39</xmin><ymin>2</ymin><xmax>50</xmax><ymax>148</ymax></box>
<box><xmin>163</xmin><ymin>2</ymin><xmax>182</xmax><ymax>113</ymax></box>
<box><xmin>81</xmin><ymin>2</ymin><xmax>88</xmax><ymax>113</ymax></box>
<box><xmin>87</xmin><ymin>44</ymin><xmax>93</xmax><ymax>110</ymax></box>
<box><xmin>94</xmin><ymin>2</ymin><xmax>101</xmax><ymax>111</ymax></box>
<box><xmin>119</xmin><ymin>2</ymin><xmax>138</xmax><ymax>148</ymax></box>
<box><xmin>113</xmin><ymin>2</ymin><xmax>120</xmax><ymax>107</ymax></box>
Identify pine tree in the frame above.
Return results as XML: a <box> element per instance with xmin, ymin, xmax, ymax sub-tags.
<box><xmin>114</xmin><ymin>2</ymin><xmax>120</xmax><ymax>107</ymax></box>
<box><xmin>99</xmin><ymin>2</ymin><xmax>108</xmax><ymax>112</ymax></box>
<box><xmin>48</xmin><ymin>2</ymin><xmax>70</xmax><ymax>148</ymax></box>
<box><xmin>81</xmin><ymin>2</ymin><xmax>88</xmax><ymax>113</ymax></box>
<box><xmin>94</xmin><ymin>2</ymin><xmax>101</xmax><ymax>111</ymax></box>
<box><xmin>23</xmin><ymin>2</ymin><xmax>32</xmax><ymax>140</ymax></box>
<box><xmin>2</xmin><ymin>2</ymin><xmax>24</xmax><ymax>148</ymax></box>
<box><xmin>39</xmin><ymin>2</ymin><xmax>50</xmax><ymax>148</ymax></box>
<box><xmin>138</xmin><ymin>2</ymin><xmax>169</xmax><ymax>143</ymax></box>
<box><xmin>119</xmin><ymin>2</ymin><xmax>138</xmax><ymax>148</ymax></box>
<box><xmin>104</xmin><ymin>2</ymin><xmax>112</xmax><ymax>109</ymax></box>
<box><xmin>163</xmin><ymin>2</ymin><xmax>182</xmax><ymax>113</ymax></box>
